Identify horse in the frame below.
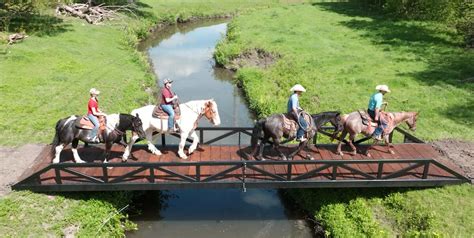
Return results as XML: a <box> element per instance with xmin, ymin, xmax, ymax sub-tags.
<box><xmin>250</xmin><ymin>111</ymin><xmax>342</xmax><ymax>161</ymax></box>
<box><xmin>336</xmin><ymin>111</ymin><xmax>418</xmax><ymax>157</ymax></box>
<box><xmin>122</xmin><ymin>99</ymin><xmax>221</xmax><ymax>160</ymax></box>
<box><xmin>51</xmin><ymin>113</ymin><xmax>146</xmax><ymax>163</ymax></box>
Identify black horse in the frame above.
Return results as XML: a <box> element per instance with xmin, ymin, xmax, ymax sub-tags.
<box><xmin>51</xmin><ymin>113</ymin><xmax>146</xmax><ymax>163</ymax></box>
<box><xmin>251</xmin><ymin>111</ymin><xmax>341</xmax><ymax>160</ymax></box>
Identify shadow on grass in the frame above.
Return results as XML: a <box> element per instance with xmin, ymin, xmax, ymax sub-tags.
<box><xmin>6</xmin><ymin>14</ymin><xmax>71</xmax><ymax>36</ymax></box>
<box><xmin>313</xmin><ymin>2</ymin><xmax>474</xmax><ymax>127</ymax></box>
<box><xmin>442</xmin><ymin>97</ymin><xmax>474</xmax><ymax>127</ymax></box>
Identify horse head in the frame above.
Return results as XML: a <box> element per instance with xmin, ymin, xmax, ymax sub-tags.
<box><xmin>406</xmin><ymin>112</ymin><xmax>418</xmax><ymax>131</ymax></box>
<box><xmin>203</xmin><ymin>99</ymin><xmax>221</xmax><ymax>126</ymax></box>
<box><xmin>133</xmin><ymin>113</ymin><xmax>146</xmax><ymax>138</ymax></box>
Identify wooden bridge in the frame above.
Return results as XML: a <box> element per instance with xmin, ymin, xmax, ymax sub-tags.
<box><xmin>13</xmin><ymin>127</ymin><xmax>469</xmax><ymax>192</ymax></box>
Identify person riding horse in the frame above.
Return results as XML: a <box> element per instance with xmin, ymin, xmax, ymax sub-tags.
<box><xmin>368</xmin><ymin>84</ymin><xmax>390</xmax><ymax>140</ymax></box>
<box><xmin>86</xmin><ymin>88</ymin><xmax>106</xmax><ymax>143</ymax></box>
<box><xmin>287</xmin><ymin>84</ymin><xmax>308</xmax><ymax>142</ymax></box>
<box><xmin>160</xmin><ymin>78</ymin><xmax>179</xmax><ymax>132</ymax></box>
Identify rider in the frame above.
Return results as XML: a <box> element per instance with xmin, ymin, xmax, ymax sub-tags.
<box><xmin>87</xmin><ymin>88</ymin><xmax>106</xmax><ymax>143</ymax></box>
<box><xmin>367</xmin><ymin>84</ymin><xmax>390</xmax><ymax>140</ymax></box>
<box><xmin>160</xmin><ymin>78</ymin><xmax>179</xmax><ymax>132</ymax></box>
<box><xmin>287</xmin><ymin>84</ymin><xmax>308</xmax><ymax>142</ymax></box>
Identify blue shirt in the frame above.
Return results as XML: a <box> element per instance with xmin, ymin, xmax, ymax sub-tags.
<box><xmin>287</xmin><ymin>93</ymin><xmax>299</xmax><ymax>113</ymax></box>
<box><xmin>368</xmin><ymin>92</ymin><xmax>383</xmax><ymax>111</ymax></box>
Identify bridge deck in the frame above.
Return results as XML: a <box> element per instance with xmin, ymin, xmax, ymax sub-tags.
<box><xmin>13</xmin><ymin>143</ymin><xmax>469</xmax><ymax>192</ymax></box>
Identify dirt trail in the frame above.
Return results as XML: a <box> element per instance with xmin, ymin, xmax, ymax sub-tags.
<box><xmin>431</xmin><ymin>139</ymin><xmax>474</xmax><ymax>180</ymax></box>
<box><xmin>0</xmin><ymin>144</ymin><xmax>45</xmax><ymax>196</ymax></box>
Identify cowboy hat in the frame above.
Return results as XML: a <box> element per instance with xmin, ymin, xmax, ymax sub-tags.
<box><xmin>163</xmin><ymin>78</ymin><xmax>173</xmax><ymax>85</ymax></box>
<box><xmin>89</xmin><ymin>88</ymin><xmax>100</xmax><ymax>95</ymax></box>
<box><xmin>290</xmin><ymin>84</ymin><xmax>306</xmax><ymax>92</ymax></box>
<box><xmin>375</xmin><ymin>85</ymin><xmax>390</xmax><ymax>93</ymax></box>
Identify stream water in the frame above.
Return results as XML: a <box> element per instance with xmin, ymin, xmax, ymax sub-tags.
<box><xmin>127</xmin><ymin>19</ymin><xmax>314</xmax><ymax>238</ymax></box>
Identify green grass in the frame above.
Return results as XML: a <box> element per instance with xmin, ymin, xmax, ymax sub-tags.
<box><xmin>0</xmin><ymin>191</ymin><xmax>137</xmax><ymax>237</ymax></box>
<box><xmin>0</xmin><ymin>0</ymin><xmax>297</xmax><ymax>146</ymax></box>
<box><xmin>215</xmin><ymin>2</ymin><xmax>474</xmax><ymax>141</ymax></box>
<box><xmin>287</xmin><ymin>184</ymin><xmax>474</xmax><ymax>237</ymax></box>
<box><xmin>0</xmin><ymin>1</ymin><xmax>304</xmax><ymax>237</ymax></box>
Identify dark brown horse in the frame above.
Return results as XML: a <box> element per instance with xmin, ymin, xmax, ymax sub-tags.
<box><xmin>251</xmin><ymin>111</ymin><xmax>342</xmax><ymax>160</ymax></box>
<box><xmin>336</xmin><ymin>111</ymin><xmax>418</xmax><ymax>157</ymax></box>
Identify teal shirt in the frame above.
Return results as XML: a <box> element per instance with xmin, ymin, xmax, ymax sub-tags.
<box><xmin>287</xmin><ymin>93</ymin><xmax>299</xmax><ymax>113</ymax></box>
<box><xmin>368</xmin><ymin>92</ymin><xmax>383</xmax><ymax>111</ymax></box>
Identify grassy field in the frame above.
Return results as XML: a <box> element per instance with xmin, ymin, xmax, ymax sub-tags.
<box><xmin>215</xmin><ymin>2</ymin><xmax>473</xmax><ymax>141</ymax></box>
<box><xmin>0</xmin><ymin>0</ymin><xmax>288</xmax><ymax>146</ymax></box>
<box><xmin>0</xmin><ymin>1</ymin><xmax>294</xmax><ymax>237</ymax></box>
<box><xmin>215</xmin><ymin>2</ymin><xmax>473</xmax><ymax>237</ymax></box>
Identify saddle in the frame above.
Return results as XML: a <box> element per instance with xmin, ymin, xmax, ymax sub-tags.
<box><xmin>358</xmin><ymin>110</ymin><xmax>378</xmax><ymax>127</ymax></box>
<box><xmin>75</xmin><ymin>116</ymin><xmax>106</xmax><ymax>140</ymax></box>
<box><xmin>281</xmin><ymin>112</ymin><xmax>311</xmax><ymax>138</ymax></box>
<box><xmin>152</xmin><ymin>104</ymin><xmax>181</xmax><ymax>120</ymax></box>
<box><xmin>358</xmin><ymin>110</ymin><xmax>394</xmax><ymax>136</ymax></box>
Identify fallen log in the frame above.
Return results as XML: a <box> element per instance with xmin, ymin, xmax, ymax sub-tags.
<box><xmin>8</xmin><ymin>33</ymin><xmax>28</xmax><ymax>45</ymax></box>
<box><xmin>57</xmin><ymin>5</ymin><xmax>93</xmax><ymax>24</ymax></box>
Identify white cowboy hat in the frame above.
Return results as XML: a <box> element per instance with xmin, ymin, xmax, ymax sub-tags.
<box><xmin>163</xmin><ymin>78</ymin><xmax>173</xmax><ymax>85</ymax></box>
<box><xmin>375</xmin><ymin>85</ymin><xmax>390</xmax><ymax>93</ymax></box>
<box><xmin>290</xmin><ymin>84</ymin><xmax>306</xmax><ymax>92</ymax></box>
<box><xmin>89</xmin><ymin>88</ymin><xmax>100</xmax><ymax>95</ymax></box>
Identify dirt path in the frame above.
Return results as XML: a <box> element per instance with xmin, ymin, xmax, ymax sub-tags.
<box><xmin>431</xmin><ymin>139</ymin><xmax>474</xmax><ymax>180</ymax></box>
<box><xmin>0</xmin><ymin>144</ymin><xmax>45</xmax><ymax>196</ymax></box>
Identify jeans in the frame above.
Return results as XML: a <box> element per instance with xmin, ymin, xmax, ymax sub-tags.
<box><xmin>87</xmin><ymin>114</ymin><xmax>99</xmax><ymax>138</ymax></box>
<box><xmin>161</xmin><ymin>104</ymin><xmax>175</xmax><ymax>130</ymax></box>
<box><xmin>297</xmin><ymin>116</ymin><xmax>308</xmax><ymax>139</ymax></box>
<box><xmin>367</xmin><ymin>109</ymin><xmax>386</xmax><ymax>137</ymax></box>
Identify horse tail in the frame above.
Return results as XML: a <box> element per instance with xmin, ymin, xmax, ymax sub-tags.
<box><xmin>50</xmin><ymin>119</ymin><xmax>63</xmax><ymax>156</ymax></box>
<box><xmin>251</xmin><ymin>118</ymin><xmax>266</xmax><ymax>149</ymax></box>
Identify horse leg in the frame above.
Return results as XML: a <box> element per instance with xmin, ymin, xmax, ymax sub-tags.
<box><xmin>53</xmin><ymin>143</ymin><xmax>66</xmax><ymax>164</ymax></box>
<box><xmin>145</xmin><ymin>130</ymin><xmax>162</xmax><ymax>156</ymax></box>
<box><xmin>178</xmin><ymin>132</ymin><xmax>188</xmax><ymax>160</ymax></box>
<box><xmin>71</xmin><ymin>139</ymin><xmax>85</xmax><ymax>163</ymax></box>
<box><xmin>348</xmin><ymin>133</ymin><xmax>358</xmax><ymax>156</ymax></box>
<box><xmin>273</xmin><ymin>138</ymin><xmax>287</xmax><ymax>161</ymax></box>
<box><xmin>104</xmin><ymin>142</ymin><xmax>113</xmax><ymax>163</ymax></box>
<box><xmin>384</xmin><ymin>135</ymin><xmax>395</xmax><ymax>154</ymax></box>
<box><xmin>122</xmin><ymin>132</ymin><xmax>139</xmax><ymax>162</ymax></box>
<box><xmin>337</xmin><ymin>130</ymin><xmax>348</xmax><ymax>156</ymax></box>
<box><xmin>187</xmin><ymin>131</ymin><xmax>199</xmax><ymax>155</ymax></box>
<box><xmin>288</xmin><ymin>141</ymin><xmax>307</xmax><ymax>160</ymax></box>
<box><xmin>255</xmin><ymin>136</ymin><xmax>268</xmax><ymax>161</ymax></box>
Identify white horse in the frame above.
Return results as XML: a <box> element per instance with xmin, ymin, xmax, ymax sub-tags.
<box><xmin>122</xmin><ymin>99</ymin><xmax>221</xmax><ymax>160</ymax></box>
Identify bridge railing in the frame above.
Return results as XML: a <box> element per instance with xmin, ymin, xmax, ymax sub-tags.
<box><xmin>158</xmin><ymin>125</ymin><xmax>423</xmax><ymax>147</ymax></box>
<box><xmin>12</xmin><ymin>157</ymin><xmax>470</xmax><ymax>191</ymax></box>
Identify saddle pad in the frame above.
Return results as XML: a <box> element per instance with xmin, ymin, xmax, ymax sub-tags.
<box><xmin>75</xmin><ymin>116</ymin><xmax>94</xmax><ymax>130</ymax></box>
<box><xmin>152</xmin><ymin>105</ymin><xmax>181</xmax><ymax>120</ymax></box>
<box><xmin>75</xmin><ymin>116</ymin><xmax>107</xmax><ymax>130</ymax></box>
<box><xmin>281</xmin><ymin>113</ymin><xmax>298</xmax><ymax>134</ymax></box>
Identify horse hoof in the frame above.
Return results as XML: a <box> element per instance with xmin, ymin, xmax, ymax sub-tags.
<box><xmin>351</xmin><ymin>152</ymin><xmax>357</xmax><ymax>156</ymax></box>
<box><xmin>389</xmin><ymin>150</ymin><xmax>395</xmax><ymax>155</ymax></box>
<box><xmin>180</xmin><ymin>156</ymin><xmax>188</xmax><ymax>160</ymax></box>
<box><xmin>121</xmin><ymin>157</ymin><xmax>128</xmax><ymax>162</ymax></box>
<box><xmin>75</xmin><ymin>159</ymin><xmax>86</xmax><ymax>164</ymax></box>
<box><xmin>367</xmin><ymin>153</ymin><xmax>372</xmax><ymax>158</ymax></box>
<box><xmin>52</xmin><ymin>159</ymin><xmax>60</xmax><ymax>164</ymax></box>
<box><xmin>152</xmin><ymin>151</ymin><xmax>162</xmax><ymax>156</ymax></box>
